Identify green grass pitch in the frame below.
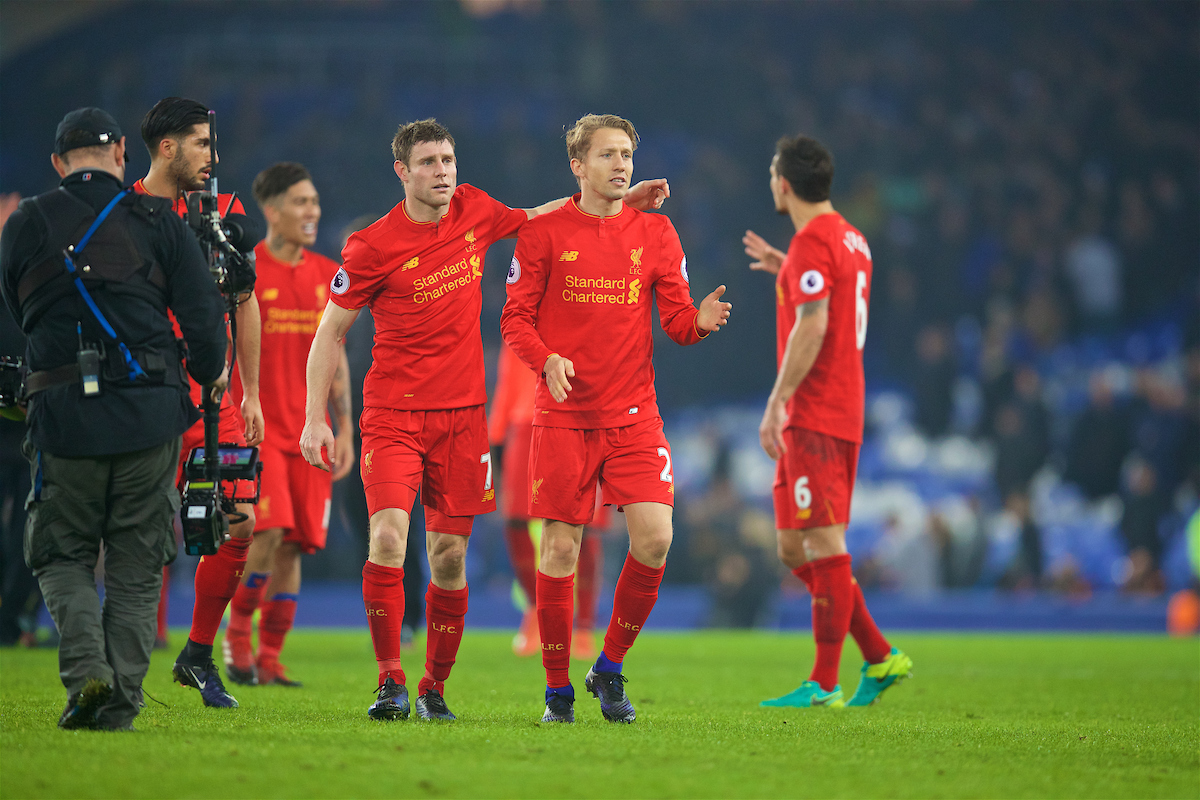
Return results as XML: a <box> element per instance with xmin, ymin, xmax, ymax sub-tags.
<box><xmin>1</xmin><ymin>630</ymin><xmax>1196</xmax><ymax>799</ymax></box>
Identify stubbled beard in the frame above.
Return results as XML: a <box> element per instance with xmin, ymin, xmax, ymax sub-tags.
<box><xmin>168</xmin><ymin>155</ymin><xmax>204</xmax><ymax>192</ymax></box>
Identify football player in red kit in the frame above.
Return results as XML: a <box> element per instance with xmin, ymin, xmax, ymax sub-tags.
<box><xmin>501</xmin><ymin>114</ymin><xmax>732</xmax><ymax>724</ymax></box>
<box><xmin>222</xmin><ymin>163</ymin><xmax>353</xmax><ymax>688</ymax></box>
<box><xmin>488</xmin><ymin>342</ymin><xmax>605</xmax><ymax>660</ymax></box>
<box><xmin>751</xmin><ymin>134</ymin><xmax>912</xmax><ymax>709</ymax></box>
<box><xmin>134</xmin><ymin>97</ymin><xmax>263</xmax><ymax>709</ymax></box>
<box><xmin>301</xmin><ymin>119</ymin><xmax>668</xmax><ymax>722</ymax></box>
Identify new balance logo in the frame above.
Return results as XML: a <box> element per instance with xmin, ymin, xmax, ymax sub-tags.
<box><xmin>559</xmin><ymin>251</ymin><xmax>579</xmax><ymax>261</ymax></box>
<box><xmin>401</xmin><ymin>257</ymin><xmax>420</xmax><ymax>271</ymax></box>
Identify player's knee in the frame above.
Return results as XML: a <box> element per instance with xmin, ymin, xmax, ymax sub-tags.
<box><xmin>428</xmin><ymin>538</ymin><xmax>466</xmax><ymax>580</ymax></box>
<box><xmin>369</xmin><ymin>526</ymin><xmax>407</xmax><ymax>562</ymax></box>
<box><xmin>541</xmin><ymin>533</ymin><xmax>579</xmax><ymax>570</ymax></box>
<box><xmin>777</xmin><ymin>537</ymin><xmax>806</xmax><ymax>569</ymax></box>
<box><xmin>230</xmin><ymin>507</ymin><xmax>255</xmax><ymax>539</ymax></box>
<box><xmin>631</xmin><ymin>529</ymin><xmax>672</xmax><ymax>567</ymax></box>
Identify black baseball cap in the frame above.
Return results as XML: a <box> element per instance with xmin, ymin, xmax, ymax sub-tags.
<box><xmin>54</xmin><ymin>107</ymin><xmax>123</xmax><ymax>155</ymax></box>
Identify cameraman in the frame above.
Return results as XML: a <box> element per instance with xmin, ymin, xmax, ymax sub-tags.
<box><xmin>134</xmin><ymin>97</ymin><xmax>262</xmax><ymax>708</ymax></box>
<box><xmin>0</xmin><ymin>107</ymin><xmax>227</xmax><ymax>730</ymax></box>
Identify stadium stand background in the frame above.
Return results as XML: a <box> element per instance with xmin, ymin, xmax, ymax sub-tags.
<box><xmin>2</xmin><ymin>0</ymin><xmax>1197</xmax><ymax>629</ymax></box>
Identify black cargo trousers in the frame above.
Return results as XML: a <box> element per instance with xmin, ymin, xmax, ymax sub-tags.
<box><xmin>23</xmin><ymin>435</ymin><xmax>180</xmax><ymax>729</ymax></box>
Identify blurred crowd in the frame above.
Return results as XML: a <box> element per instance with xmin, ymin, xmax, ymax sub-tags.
<box><xmin>1</xmin><ymin>2</ymin><xmax>1196</xmax><ymax>632</ymax></box>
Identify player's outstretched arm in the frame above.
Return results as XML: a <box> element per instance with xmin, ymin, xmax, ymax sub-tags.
<box><xmin>301</xmin><ymin>301</ymin><xmax>359</xmax><ymax>472</ymax></box>
<box><xmin>760</xmin><ymin>297</ymin><xmax>828</xmax><ymax>460</ymax></box>
<box><xmin>744</xmin><ymin>230</ymin><xmax>785</xmax><ymax>275</ymax></box>
<box><xmin>625</xmin><ymin>178</ymin><xmax>669</xmax><ymax>211</ymax></box>
<box><xmin>235</xmin><ymin>293</ymin><xmax>265</xmax><ymax>446</ymax></box>
<box><xmin>696</xmin><ymin>285</ymin><xmax>732</xmax><ymax>333</ymax></box>
<box><xmin>328</xmin><ymin>344</ymin><xmax>356</xmax><ymax>482</ymax></box>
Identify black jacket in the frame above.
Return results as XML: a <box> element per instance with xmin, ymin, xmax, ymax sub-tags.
<box><xmin>0</xmin><ymin>170</ymin><xmax>226</xmax><ymax>457</ymax></box>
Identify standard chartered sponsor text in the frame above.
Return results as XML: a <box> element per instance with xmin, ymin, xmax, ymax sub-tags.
<box><xmin>264</xmin><ymin>306</ymin><xmax>320</xmax><ymax>334</ymax></box>
<box><xmin>562</xmin><ymin>274</ymin><xmax>635</xmax><ymax>304</ymax></box>
<box><xmin>413</xmin><ymin>255</ymin><xmax>481</xmax><ymax>304</ymax></box>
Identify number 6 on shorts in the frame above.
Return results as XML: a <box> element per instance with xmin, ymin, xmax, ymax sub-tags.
<box><xmin>793</xmin><ymin>476</ymin><xmax>811</xmax><ymax>509</ymax></box>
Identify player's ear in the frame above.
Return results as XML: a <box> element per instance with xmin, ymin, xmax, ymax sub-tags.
<box><xmin>569</xmin><ymin>158</ymin><xmax>585</xmax><ymax>181</ymax></box>
<box><xmin>157</xmin><ymin>137</ymin><xmax>175</xmax><ymax>161</ymax></box>
<box><xmin>393</xmin><ymin>160</ymin><xmax>408</xmax><ymax>183</ymax></box>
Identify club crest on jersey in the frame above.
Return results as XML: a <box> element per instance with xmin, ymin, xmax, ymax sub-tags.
<box><xmin>331</xmin><ymin>268</ymin><xmax>350</xmax><ymax>295</ymax></box>
<box><xmin>261</xmin><ymin>287</ymin><xmax>279</xmax><ymax>301</ymax></box>
<box><xmin>507</xmin><ymin>255</ymin><xmax>521</xmax><ymax>284</ymax></box>
<box><xmin>629</xmin><ymin>246</ymin><xmax>643</xmax><ymax>275</ymax></box>
<box><xmin>799</xmin><ymin>269</ymin><xmax>824</xmax><ymax>295</ymax></box>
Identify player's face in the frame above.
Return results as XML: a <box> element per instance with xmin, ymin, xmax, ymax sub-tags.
<box><xmin>167</xmin><ymin>123</ymin><xmax>217</xmax><ymax>191</ymax></box>
<box><xmin>397</xmin><ymin>140</ymin><xmax>457</xmax><ymax>210</ymax></box>
<box><xmin>267</xmin><ymin>179</ymin><xmax>321</xmax><ymax>247</ymax></box>
<box><xmin>770</xmin><ymin>155</ymin><xmax>787</xmax><ymax>214</ymax></box>
<box><xmin>572</xmin><ymin>128</ymin><xmax>634</xmax><ymax>203</ymax></box>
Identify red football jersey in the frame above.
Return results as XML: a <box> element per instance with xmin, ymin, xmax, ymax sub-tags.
<box><xmin>488</xmin><ymin>341</ymin><xmax>537</xmax><ymax>446</ymax></box>
<box><xmin>331</xmin><ymin>183</ymin><xmax>527</xmax><ymax>411</ymax></box>
<box><xmin>501</xmin><ymin>197</ymin><xmax>707</xmax><ymax>429</ymax></box>
<box><xmin>131</xmin><ymin>179</ymin><xmax>245</xmax><ymax>413</ymax></box>
<box><xmin>252</xmin><ymin>243</ymin><xmax>340</xmax><ymax>455</ymax></box>
<box><xmin>776</xmin><ymin>212</ymin><xmax>873</xmax><ymax>443</ymax></box>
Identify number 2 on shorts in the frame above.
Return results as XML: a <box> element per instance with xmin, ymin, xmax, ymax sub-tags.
<box><xmin>657</xmin><ymin>447</ymin><xmax>673</xmax><ymax>483</ymax></box>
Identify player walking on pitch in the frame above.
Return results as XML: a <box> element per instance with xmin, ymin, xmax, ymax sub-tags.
<box><xmin>749</xmin><ymin>134</ymin><xmax>911</xmax><ymax>709</ymax></box>
<box><xmin>501</xmin><ymin>114</ymin><xmax>732</xmax><ymax>724</ymax></box>
<box><xmin>223</xmin><ymin>163</ymin><xmax>353</xmax><ymax>688</ymax></box>
<box><xmin>300</xmin><ymin>119</ymin><xmax>668</xmax><ymax>722</ymax></box>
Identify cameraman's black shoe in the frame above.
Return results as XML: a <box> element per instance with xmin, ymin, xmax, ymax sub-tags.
<box><xmin>414</xmin><ymin>689</ymin><xmax>456</xmax><ymax>721</ymax></box>
<box><xmin>368</xmin><ymin>677</ymin><xmax>410</xmax><ymax>721</ymax></box>
<box><xmin>58</xmin><ymin>679</ymin><xmax>112</xmax><ymax>730</ymax></box>
<box><xmin>173</xmin><ymin>659</ymin><xmax>239</xmax><ymax>708</ymax></box>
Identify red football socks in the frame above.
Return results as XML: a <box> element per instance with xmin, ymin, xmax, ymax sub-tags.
<box><xmin>257</xmin><ymin>594</ymin><xmax>297</xmax><ymax>666</ymax></box>
<box><xmin>362</xmin><ymin>561</ymin><xmax>406</xmax><ymax>685</ymax></box>
<box><xmin>602</xmin><ymin>553</ymin><xmax>664</xmax><ymax>664</ymax></box>
<box><xmin>849</xmin><ymin>577</ymin><xmax>892</xmax><ymax>665</ymax></box>
<box><xmin>575</xmin><ymin>534</ymin><xmax>600</xmax><ymax>632</ymax></box>
<box><xmin>537</xmin><ymin>571</ymin><xmax>574</xmax><ymax>688</ymax></box>
<box><xmin>227</xmin><ymin>572</ymin><xmax>270</xmax><ymax>641</ymax></box>
<box><xmin>419</xmin><ymin>583</ymin><xmax>468</xmax><ymax>697</ymax></box>
<box><xmin>504</xmin><ymin>522</ymin><xmax>538</xmax><ymax>603</ymax></box>
<box><xmin>187</xmin><ymin>536</ymin><xmax>251</xmax><ymax>646</ymax></box>
<box><xmin>807</xmin><ymin>554</ymin><xmax>854</xmax><ymax>691</ymax></box>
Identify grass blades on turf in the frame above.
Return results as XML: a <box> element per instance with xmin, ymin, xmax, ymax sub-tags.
<box><xmin>1</xmin><ymin>631</ymin><xmax>1197</xmax><ymax>799</ymax></box>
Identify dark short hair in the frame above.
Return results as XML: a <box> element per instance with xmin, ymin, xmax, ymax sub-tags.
<box><xmin>775</xmin><ymin>135</ymin><xmax>834</xmax><ymax>203</ymax></box>
<box><xmin>252</xmin><ymin>162</ymin><xmax>313</xmax><ymax>207</ymax></box>
<box><xmin>140</xmin><ymin>97</ymin><xmax>209</xmax><ymax>155</ymax></box>
<box><xmin>391</xmin><ymin>118</ymin><xmax>454</xmax><ymax>165</ymax></box>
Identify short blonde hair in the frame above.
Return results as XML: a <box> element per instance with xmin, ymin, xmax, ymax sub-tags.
<box><xmin>565</xmin><ymin>114</ymin><xmax>639</xmax><ymax>162</ymax></box>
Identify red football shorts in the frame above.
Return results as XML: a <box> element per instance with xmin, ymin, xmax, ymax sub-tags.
<box><xmin>254</xmin><ymin>443</ymin><xmax>332</xmax><ymax>553</ymax></box>
<box><xmin>528</xmin><ymin>418</ymin><xmax>675</xmax><ymax>526</ymax></box>
<box><xmin>501</xmin><ymin>418</ymin><xmax>534</xmax><ymax>521</ymax></box>
<box><xmin>359</xmin><ymin>405</ymin><xmax>494</xmax><ymax>536</ymax></box>
<box><xmin>176</xmin><ymin>403</ymin><xmax>247</xmax><ymax>489</ymax></box>
<box><xmin>772</xmin><ymin>427</ymin><xmax>860</xmax><ymax>531</ymax></box>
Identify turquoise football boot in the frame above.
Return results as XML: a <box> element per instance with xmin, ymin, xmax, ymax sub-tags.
<box><xmin>846</xmin><ymin>647</ymin><xmax>913</xmax><ymax>707</ymax></box>
<box><xmin>760</xmin><ymin>680</ymin><xmax>844</xmax><ymax>708</ymax></box>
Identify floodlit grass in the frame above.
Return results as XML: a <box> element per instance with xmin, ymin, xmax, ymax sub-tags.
<box><xmin>1</xmin><ymin>630</ymin><xmax>1196</xmax><ymax>799</ymax></box>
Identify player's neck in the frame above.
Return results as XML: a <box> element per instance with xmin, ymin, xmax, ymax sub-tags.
<box><xmin>265</xmin><ymin>231</ymin><xmax>304</xmax><ymax>265</ymax></box>
<box><xmin>140</xmin><ymin>165</ymin><xmax>185</xmax><ymax>201</ymax></box>
<box><xmin>577</xmin><ymin>187</ymin><xmax>623</xmax><ymax>219</ymax></box>
<box><xmin>404</xmin><ymin>194</ymin><xmax>449</xmax><ymax>224</ymax></box>
<box><xmin>789</xmin><ymin>199</ymin><xmax>835</xmax><ymax>234</ymax></box>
